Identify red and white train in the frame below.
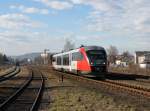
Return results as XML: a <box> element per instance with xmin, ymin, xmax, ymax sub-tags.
<box><xmin>52</xmin><ymin>46</ymin><xmax>107</xmax><ymax>77</ymax></box>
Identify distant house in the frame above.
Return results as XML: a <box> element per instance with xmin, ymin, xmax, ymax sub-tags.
<box><xmin>115</xmin><ymin>55</ymin><xmax>134</xmax><ymax>67</ymax></box>
<box><xmin>115</xmin><ymin>60</ymin><xmax>127</xmax><ymax>67</ymax></box>
<box><xmin>135</xmin><ymin>51</ymin><xmax>150</xmax><ymax>68</ymax></box>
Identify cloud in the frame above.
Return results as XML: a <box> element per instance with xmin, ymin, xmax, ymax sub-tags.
<box><xmin>70</xmin><ymin>0</ymin><xmax>121</xmax><ymax>11</ymax></box>
<box><xmin>34</xmin><ymin>0</ymin><xmax>73</xmax><ymax>10</ymax></box>
<box><xmin>80</xmin><ymin>0</ymin><xmax>150</xmax><ymax>34</ymax></box>
<box><xmin>0</xmin><ymin>29</ymin><xmax>69</xmax><ymax>55</ymax></box>
<box><xmin>60</xmin><ymin>0</ymin><xmax>150</xmax><ymax>34</ymax></box>
<box><xmin>35</xmin><ymin>0</ymin><xmax>116</xmax><ymax>11</ymax></box>
<box><xmin>10</xmin><ymin>5</ymin><xmax>49</xmax><ymax>14</ymax></box>
<box><xmin>1</xmin><ymin>0</ymin><xmax>149</xmax><ymax>55</ymax></box>
<box><xmin>32</xmin><ymin>0</ymin><xmax>150</xmax><ymax>33</ymax></box>
<box><xmin>0</xmin><ymin>30</ymin><xmax>41</xmax><ymax>43</ymax></box>
<box><xmin>0</xmin><ymin>13</ymin><xmax>43</xmax><ymax>30</ymax></box>
<box><xmin>67</xmin><ymin>0</ymin><xmax>150</xmax><ymax>52</ymax></box>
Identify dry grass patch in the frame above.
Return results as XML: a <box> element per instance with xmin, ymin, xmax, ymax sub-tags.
<box><xmin>48</xmin><ymin>87</ymin><xmax>137</xmax><ymax>111</ymax></box>
<box><xmin>109</xmin><ymin>65</ymin><xmax>150</xmax><ymax>76</ymax></box>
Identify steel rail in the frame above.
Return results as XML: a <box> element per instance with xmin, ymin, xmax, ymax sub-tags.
<box><xmin>0</xmin><ymin>68</ymin><xmax>44</xmax><ymax>111</ymax></box>
<box><xmin>0</xmin><ymin>70</ymin><xmax>33</xmax><ymax>110</ymax></box>
<box><xmin>136</xmin><ymin>79</ymin><xmax>150</xmax><ymax>84</ymax></box>
<box><xmin>105</xmin><ymin>79</ymin><xmax>150</xmax><ymax>92</ymax></box>
<box><xmin>30</xmin><ymin>71</ymin><xmax>44</xmax><ymax>111</ymax></box>
<box><xmin>0</xmin><ymin>66</ymin><xmax>20</xmax><ymax>82</ymax></box>
<box><xmin>103</xmin><ymin>80</ymin><xmax>150</xmax><ymax>98</ymax></box>
<box><xmin>0</xmin><ymin>66</ymin><xmax>16</xmax><ymax>78</ymax></box>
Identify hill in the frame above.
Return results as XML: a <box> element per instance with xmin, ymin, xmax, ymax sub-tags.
<box><xmin>12</xmin><ymin>52</ymin><xmax>41</xmax><ymax>61</ymax></box>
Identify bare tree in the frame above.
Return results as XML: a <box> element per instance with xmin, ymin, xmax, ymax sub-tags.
<box><xmin>63</xmin><ymin>39</ymin><xmax>75</xmax><ymax>51</ymax></box>
<box><xmin>0</xmin><ymin>53</ymin><xmax>3</xmax><ymax>64</ymax></box>
<box><xmin>0</xmin><ymin>53</ymin><xmax>9</xmax><ymax>64</ymax></box>
<box><xmin>3</xmin><ymin>54</ymin><xmax>8</xmax><ymax>62</ymax></box>
<box><xmin>121</xmin><ymin>51</ymin><xmax>134</xmax><ymax>64</ymax></box>
<box><xmin>107</xmin><ymin>45</ymin><xmax>118</xmax><ymax>64</ymax></box>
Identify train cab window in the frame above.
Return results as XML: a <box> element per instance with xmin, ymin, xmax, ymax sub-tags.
<box><xmin>57</xmin><ymin>56</ymin><xmax>61</xmax><ymax>65</ymax></box>
<box><xmin>72</xmin><ymin>52</ymin><xmax>83</xmax><ymax>61</ymax></box>
<box><xmin>63</xmin><ymin>54</ymin><xmax>69</xmax><ymax>65</ymax></box>
<box><xmin>86</xmin><ymin>50</ymin><xmax>106</xmax><ymax>64</ymax></box>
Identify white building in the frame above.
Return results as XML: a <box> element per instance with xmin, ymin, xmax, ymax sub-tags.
<box><xmin>135</xmin><ymin>51</ymin><xmax>150</xmax><ymax>69</ymax></box>
<box><xmin>116</xmin><ymin>60</ymin><xmax>127</xmax><ymax>67</ymax></box>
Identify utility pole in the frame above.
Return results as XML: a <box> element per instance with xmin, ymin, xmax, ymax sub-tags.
<box><xmin>41</xmin><ymin>49</ymin><xmax>49</xmax><ymax>65</ymax></box>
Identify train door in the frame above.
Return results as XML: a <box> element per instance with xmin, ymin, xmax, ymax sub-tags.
<box><xmin>71</xmin><ymin>52</ymin><xmax>78</xmax><ymax>73</ymax></box>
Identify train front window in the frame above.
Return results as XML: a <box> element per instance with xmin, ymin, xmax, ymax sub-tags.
<box><xmin>72</xmin><ymin>52</ymin><xmax>83</xmax><ymax>61</ymax></box>
<box><xmin>86</xmin><ymin>50</ymin><xmax>106</xmax><ymax>65</ymax></box>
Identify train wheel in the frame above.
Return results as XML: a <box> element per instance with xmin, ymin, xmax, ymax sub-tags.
<box><xmin>77</xmin><ymin>70</ymin><xmax>81</xmax><ymax>76</ymax></box>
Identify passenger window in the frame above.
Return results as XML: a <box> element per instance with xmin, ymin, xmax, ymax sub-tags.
<box><xmin>63</xmin><ymin>54</ymin><xmax>69</xmax><ymax>66</ymax></box>
<box><xmin>57</xmin><ymin>56</ymin><xmax>61</xmax><ymax>65</ymax></box>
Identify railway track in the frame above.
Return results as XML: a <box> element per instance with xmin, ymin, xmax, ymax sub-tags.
<box><xmin>106</xmin><ymin>79</ymin><xmax>150</xmax><ymax>90</ymax></box>
<box><xmin>0</xmin><ymin>66</ymin><xmax>20</xmax><ymax>82</ymax></box>
<box><xmin>105</xmin><ymin>79</ymin><xmax>150</xmax><ymax>96</ymax></box>
<box><xmin>136</xmin><ymin>79</ymin><xmax>150</xmax><ymax>84</ymax></box>
<box><xmin>53</xmin><ymin>71</ymin><xmax>150</xmax><ymax>99</ymax></box>
<box><xmin>0</xmin><ymin>68</ymin><xmax>44</xmax><ymax>111</ymax></box>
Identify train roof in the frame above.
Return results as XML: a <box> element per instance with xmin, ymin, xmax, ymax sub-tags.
<box><xmin>53</xmin><ymin>45</ymin><xmax>105</xmax><ymax>57</ymax></box>
<box><xmin>83</xmin><ymin>46</ymin><xmax>105</xmax><ymax>51</ymax></box>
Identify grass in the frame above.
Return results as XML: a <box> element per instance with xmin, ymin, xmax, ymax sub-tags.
<box><xmin>48</xmin><ymin>87</ymin><xmax>137</xmax><ymax>111</ymax></box>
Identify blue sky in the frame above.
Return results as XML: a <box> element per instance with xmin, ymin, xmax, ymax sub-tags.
<box><xmin>0</xmin><ymin>0</ymin><xmax>150</xmax><ymax>55</ymax></box>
